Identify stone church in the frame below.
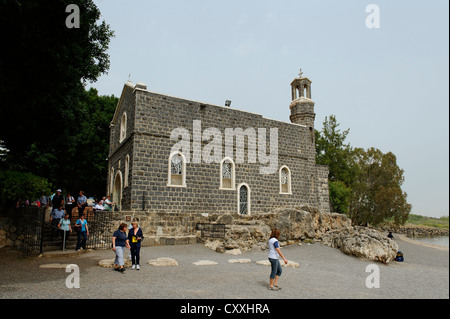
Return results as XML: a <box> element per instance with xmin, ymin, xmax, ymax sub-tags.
<box><xmin>107</xmin><ymin>72</ymin><xmax>330</xmax><ymax>214</ymax></box>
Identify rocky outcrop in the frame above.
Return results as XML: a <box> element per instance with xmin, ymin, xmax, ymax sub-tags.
<box><xmin>202</xmin><ymin>206</ymin><xmax>352</xmax><ymax>254</ymax></box>
<box><xmin>202</xmin><ymin>206</ymin><xmax>398</xmax><ymax>264</ymax></box>
<box><xmin>321</xmin><ymin>226</ymin><xmax>398</xmax><ymax>264</ymax></box>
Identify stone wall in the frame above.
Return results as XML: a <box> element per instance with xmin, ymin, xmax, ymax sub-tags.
<box><xmin>108</xmin><ymin>83</ymin><xmax>330</xmax><ymax>215</ymax></box>
<box><xmin>0</xmin><ymin>215</ymin><xmax>28</xmax><ymax>249</ymax></box>
<box><xmin>113</xmin><ymin>206</ymin><xmax>351</xmax><ymax>250</ymax></box>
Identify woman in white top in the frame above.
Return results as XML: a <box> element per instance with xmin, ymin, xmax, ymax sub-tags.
<box><xmin>268</xmin><ymin>229</ymin><xmax>288</xmax><ymax>291</ymax></box>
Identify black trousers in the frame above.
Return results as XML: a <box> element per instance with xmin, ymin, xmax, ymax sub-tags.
<box><xmin>51</xmin><ymin>218</ymin><xmax>61</xmax><ymax>239</ymax></box>
<box><xmin>78</xmin><ymin>204</ymin><xmax>87</xmax><ymax>216</ymax></box>
<box><xmin>65</xmin><ymin>204</ymin><xmax>74</xmax><ymax>220</ymax></box>
<box><xmin>130</xmin><ymin>245</ymin><xmax>141</xmax><ymax>265</ymax></box>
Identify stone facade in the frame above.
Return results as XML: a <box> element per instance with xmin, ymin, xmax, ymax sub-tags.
<box><xmin>108</xmin><ymin>74</ymin><xmax>330</xmax><ymax>214</ymax></box>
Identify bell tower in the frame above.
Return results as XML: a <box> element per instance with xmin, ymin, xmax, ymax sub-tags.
<box><xmin>289</xmin><ymin>69</ymin><xmax>316</xmax><ymax>129</ymax></box>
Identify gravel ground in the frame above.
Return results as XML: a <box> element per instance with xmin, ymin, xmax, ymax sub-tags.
<box><xmin>0</xmin><ymin>236</ymin><xmax>448</xmax><ymax>299</ymax></box>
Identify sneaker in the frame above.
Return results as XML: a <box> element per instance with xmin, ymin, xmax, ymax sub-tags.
<box><xmin>268</xmin><ymin>286</ymin><xmax>280</xmax><ymax>291</ymax></box>
<box><xmin>136</xmin><ymin>265</ymin><xmax>140</xmax><ymax>270</ymax></box>
<box><xmin>131</xmin><ymin>265</ymin><xmax>136</xmax><ymax>270</ymax></box>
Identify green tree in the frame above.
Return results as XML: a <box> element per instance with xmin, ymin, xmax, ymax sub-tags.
<box><xmin>349</xmin><ymin>147</ymin><xmax>412</xmax><ymax>226</ymax></box>
<box><xmin>0</xmin><ymin>0</ymin><xmax>115</xmax><ymax>197</ymax></box>
<box><xmin>0</xmin><ymin>170</ymin><xmax>52</xmax><ymax>207</ymax></box>
<box><xmin>329</xmin><ymin>180</ymin><xmax>352</xmax><ymax>215</ymax></box>
<box><xmin>315</xmin><ymin>115</ymin><xmax>357</xmax><ymax>187</ymax></box>
<box><xmin>66</xmin><ymin>88</ymin><xmax>118</xmax><ymax>196</ymax></box>
<box><xmin>315</xmin><ymin>115</ymin><xmax>357</xmax><ymax>214</ymax></box>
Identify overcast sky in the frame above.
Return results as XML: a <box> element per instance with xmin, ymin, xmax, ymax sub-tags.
<box><xmin>90</xmin><ymin>0</ymin><xmax>449</xmax><ymax>218</ymax></box>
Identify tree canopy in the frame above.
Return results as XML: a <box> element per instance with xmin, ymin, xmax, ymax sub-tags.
<box><xmin>316</xmin><ymin>115</ymin><xmax>412</xmax><ymax>226</ymax></box>
<box><xmin>0</xmin><ymin>0</ymin><xmax>116</xmax><ymax>201</ymax></box>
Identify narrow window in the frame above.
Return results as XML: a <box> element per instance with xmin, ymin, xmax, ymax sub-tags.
<box><xmin>220</xmin><ymin>157</ymin><xmax>235</xmax><ymax>190</ymax></box>
<box><xmin>280</xmin><ymin>166</ymin><xmax>292</xmax><ymax>194</ymax></box>
<box><xmin>124</xmin><ymin>155</ymin><xmax>130</xmax><ymax>188</ymax></box>
<box><xmin>168</xmin><ymin>152</ymin><xmax>186</xmax><ymax>187</ymax></box>
<box><xmin>237</xmin><ymin>183</ymin><xmax>251</xmax><ymax>215</ymax></box>
<box><xmin>119</xmin><ymin>112</ymin><xmax>127</xmax><ymax>143</ymax></box>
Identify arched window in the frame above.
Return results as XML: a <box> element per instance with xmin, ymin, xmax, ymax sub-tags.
<box><xmin>237</xmin><ymin>183</ymin><xmax>251</xmax><ymax>215</ymax></box>
<box><xmin>167</xmin><ymin>152</ymin><xmax>187</xmax><ymax>187</ymax></box>
<box><xmin>220</xmin><ymin>157</ymin><xmax>235</xmax><ymax>190</ymax></box>
<box><xmin>119</xmin><ymin>112</ymin><xmax>127</xmax><ymax>143</ymax></box>
<box><xmin>124</xmin><ymin>155</ymin><xmax>130</xmax><ymax>188</ymax></box>
<box><xmin>279</xmin><ymin>166</ymin><xmax>292</xmax><ymax>194</ymax></box>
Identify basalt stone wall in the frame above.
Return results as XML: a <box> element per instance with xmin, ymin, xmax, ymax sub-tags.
<box><xmin>108</xmin><ymin>83</ymin><xmax>331</xmax><ymax>215</ymax></box>
<box><xmin>112</xmin><ymin>207</ymin><xmax>350</xmax><ymax>249</ymax></box>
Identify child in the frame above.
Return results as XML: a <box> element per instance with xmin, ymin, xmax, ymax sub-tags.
<box><xmin>268</xmin><ymin>229</ymin><xmax>288</xmax><ymax>291</ymax></box>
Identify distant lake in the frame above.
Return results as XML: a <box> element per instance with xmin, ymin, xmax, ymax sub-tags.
<box><xmin>407</xmin><ymin>235</ymin><xmax>449</xmax><ymax>247</ymax></box>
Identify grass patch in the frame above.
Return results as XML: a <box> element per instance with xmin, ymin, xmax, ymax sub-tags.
<box><xmin>404</xmin><ymin>214</ymin><xmax>449</xmax><ymax>230</ymax></box>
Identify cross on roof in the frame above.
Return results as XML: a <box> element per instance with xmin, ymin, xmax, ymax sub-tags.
<box><xmin>298</xmin><ymin>69</ymin><xmax>304</xmax><ymax>78</ymax></box>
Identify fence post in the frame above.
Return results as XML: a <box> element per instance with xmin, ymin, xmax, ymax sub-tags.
<box><xmin>39</xmin><ymin>207</ymin><xmax>45</xmax><ymax>255</ymax></box>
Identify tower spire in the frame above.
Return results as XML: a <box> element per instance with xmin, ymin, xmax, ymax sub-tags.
<box><xmin>289</xmin><ymin>71</ymin><xmax>315</xmax><ymax>129</ymax></box>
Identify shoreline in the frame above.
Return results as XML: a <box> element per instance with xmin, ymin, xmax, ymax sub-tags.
<box><xmin>397</xmin><ymin>234</ymin><xmax>449</xmax><ymax>252</ymax></box>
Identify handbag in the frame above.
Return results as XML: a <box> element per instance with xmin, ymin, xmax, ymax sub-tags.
<box><xmin>73</xmin><ymin>223</ymin><xmax>82</xmax><ymax>232</ymax></box>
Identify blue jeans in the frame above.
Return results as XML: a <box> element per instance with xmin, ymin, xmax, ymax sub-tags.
<box><xmin>76</xmin><ymin>231</ymin><xmax>87</xmax><ymax>250</ymax></box>
<box><xmin>269</xmin><ymin>258</ymin><xmax>282</xmax><ymax>279</ymax></box>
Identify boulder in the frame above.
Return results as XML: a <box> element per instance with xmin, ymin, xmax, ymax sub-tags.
<box><xmin>322</xmin><ymin>226</ymin><xmax>398</xmax><ymax>264</ymax></box>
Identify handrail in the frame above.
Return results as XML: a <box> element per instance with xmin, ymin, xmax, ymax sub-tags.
<box><xmin>44</xmin><ymin>221</ymin><xmax>69</xmax><ymax>251</ymax></box>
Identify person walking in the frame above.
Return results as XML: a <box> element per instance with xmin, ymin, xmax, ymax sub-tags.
<box><xmin>65</xmin><ymin>192</ymin><xmax>75</xmax><ymax>221</ymax></box>
<box><xmin>51</xmin><ymin>189</ymin><xmax>64</xmax><ymax>214</ymax></box>
<box><xmin>50</xmin><ymin>204</ymin><xmax>65</xmax><ymax>240</ymax></box>
<box><xmin>268</xmin><ymin>229</ymin><xmax>288</xmax><ymax>291</ymax></box>
<box><xmin>77</xmin><ymin>191</ymin><xmax>87</xmax><ymax>217</ymax></box>
<box><xmin>128</xmin><ymin>218</ymin><xmax>144</xmax><ymax>270</ymax></box>
<box><xmin>112</xmin><ymin>223</ymin><xmax>130</xmax><ymax>273</ymax></box>
<box><xmin>58</xmin><ymin>213</ymin><xmax>72</xmax><ymax>250</ymax></box>
<box><xmin>75</xmin><ymin>214</ymin><xmax>89</xmax><ymax>251</ymax></box>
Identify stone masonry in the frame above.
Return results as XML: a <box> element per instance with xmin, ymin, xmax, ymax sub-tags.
<box><xmin>107</xmin><ymin>73</ymin><xmax>331</xmax><ymax>215</ymax></box>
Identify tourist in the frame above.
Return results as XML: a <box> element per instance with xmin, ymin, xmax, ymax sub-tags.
<box><xmin>58</xmin><ymin>213</ymin><xmax>72</xmax><ymax>250</ymax></box>
<box><xmin>104</xmin><ymin>195</ymin><xmax>115</xmax><ymax>212</ymax></box>
<box><xmin>65</xmin><ymin>192</ymin><xmax>75</xmax><ymax>220</ymax></box>
<box><xmin>39</xmin><ymin>194</ymin><xmax>50</xmax><ymax>209</ymax></box>
<box><xmin>94</xmin><ymin>200</ymin><xmax>105</xmax><ymax>211</ymax></box>
<box><xmin>268</xmin><ymin>229</ymin><xmax>288</xmax><ymax>291</ymax></box>
<box><xmin>388</xmin><ymin>231</ymin><xmax>394</xmax><ymax>240</ymax></box>
<box><xmin>50</xmin><ymin>204</ymin><xmax>65</xmax><ymax>240</ymax></box>
<box><xmin>128</xmin><ymin>218</ymin><xmax>144</xmax><ymax>270</ymax></box>
<box><xmin>112</xmin><ymin>223</ymin><xmax>130</xmax><ymax>273</ymax></box>
<box><xmin>51</xmin><ymin>189</ymin><xmax>64</xmax><ymax>213</ymax></box>
<box><xmin>77</xmin><ymin>191</ymin><xmax>87</xmax><ymax>216</ymax></box>
<box><xmin>75</xmin><ymin>213</ymin><xmax>89</xmax><ymax>251</ymax></box>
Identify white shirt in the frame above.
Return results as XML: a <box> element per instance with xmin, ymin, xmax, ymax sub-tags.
<box><xmin>268</xmin><ymin>238</ymin><xmax>280</xmax><ymax>259</ymax></box>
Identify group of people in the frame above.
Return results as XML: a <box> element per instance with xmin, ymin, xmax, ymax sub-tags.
<box><xmin>112</xmin><ymin>218</ymin><xmax>144</xmax><ymax>272</ymax></box>
<box><xmin>45</xmin><ymin>189</ymin><xmax>115</xmax><ymax>251</ymax></box>
<box><xmin>109</xmin><ymin>222</ymin><xmax>288</xmax><ymax>292</ymax></box>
